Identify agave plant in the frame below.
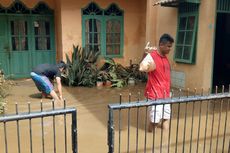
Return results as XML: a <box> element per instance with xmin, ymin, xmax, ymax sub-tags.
<box><xmin>64</xmin><ymin>45</ymin><xmax>100</xmax><ymax>87</ymax></box>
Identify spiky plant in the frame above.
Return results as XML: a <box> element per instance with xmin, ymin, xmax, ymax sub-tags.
<box><xmin>63</xmin><ymin>45</ymin><xmax>100</xmax><ymax>87</ymax></box>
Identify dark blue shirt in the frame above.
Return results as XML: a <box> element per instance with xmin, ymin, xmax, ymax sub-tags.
<box><xmin>32</xmin><ymin>64</ymin><xmax>61</xmax><ymax>80</ymax></box>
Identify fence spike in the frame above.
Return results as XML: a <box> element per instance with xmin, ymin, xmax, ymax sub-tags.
<box><xmin>28</xmin><ymin>102</ymin><xmax>31</xmax><ymax>114</ymax></box>
<box><xmin>3</xmin><ymin>105</ymin><xmax>5</xmax><ymax>115</ymax></box>
<box><xmin>222</xmin><ymin>85</ymin><xmax>224</xmax><ymax>94</ymax></box>
<box><xmin>15</xmin><ymin>103</ymin><xmax>18</xmax><ymax>114</ymax></box>
<box><xmin>215</xmin><ymin>86</ymin><xmax>218</xmax><ymax>94</ymax></box>
<box><xmin>146</xmin><ymin>92</ymin><xmax>149</xmax><ymax>101</ymax></box>
<box><xmin>52</xmin><ymin>99</ymin><xmax>55</xmax><ymax>110</ymax></box>
<box><xmin>138</xmin><ymin>92</ymin><xmax>140</xmax><ymax>102</ymax></box>
<box><xmin>208</xmin><ymin>88</ymin><xmax>211</xmax><ymax>96</ymax></box>
<box><xmin>40</xmin><ymin>101</ymin><xmax>43</xmax><ymax>112</ymax></box>
<box><xmin>128</xmin><ymin>93</ymin><xmax>131</xmax><ymax>103</ymax></box>
<box><xmin>187</xmin><ymin>88</ymin><xmax>190</xmax><ymax>97</ymax></box>
<box><xmin>119</xmin><ymin>94</ymin><xmax>122</xmax><ymax>104</ymax></box>
<box><xmin>64</xmin><ymin>99</ymin><xmax>66</xmax><ymax>109</ymax></box>
<box><xmin>179</xmin><ymin>89</ymin><xmax>182</xmax><ymax>98</ymax></box>
<box><xmin>171</xmin><ymin>89</ymin><xmax>174</xmax><ymax>98</ymax></box>
<box><xmin>194</xmin><ymin>88</ymin><xmax>197</xmax><ymax>96</ymax></box>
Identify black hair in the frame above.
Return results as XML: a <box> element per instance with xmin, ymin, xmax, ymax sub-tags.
<box><xmin>57</xmin><ymin>60</ymin><xmax>67</xmax><ymax>69</ymax></box>
<box><xmin>159</xmin><ymin>33</ymin><xmax>174</xmax><ymax>44</ymax></box>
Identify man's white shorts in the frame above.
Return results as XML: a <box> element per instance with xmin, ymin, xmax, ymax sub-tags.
<box><xmin>149</xmin><ymin>103</ymin><xmax>171</xmax><ymax>123</ymax></box>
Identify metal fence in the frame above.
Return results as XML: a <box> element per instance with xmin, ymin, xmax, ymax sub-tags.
<box><xmin>108</xmin><ymin>88</ymin><xmax>230</xmax><ymax>153</ymax></box>
<box><xmin>0</xmin><ymin>100</ymin><xmax>77</xmax><ymax>153</ymax></box>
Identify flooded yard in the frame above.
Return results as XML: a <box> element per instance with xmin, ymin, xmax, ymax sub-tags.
<box><xmin>0</xmin><ymin>79</ymin><xmax>146</xmax><ymax>153</ymax></box>
<box><xmin>0</xmin><ymin>79</ymin><xmax>229</xmax><ymax>153</ymax></box>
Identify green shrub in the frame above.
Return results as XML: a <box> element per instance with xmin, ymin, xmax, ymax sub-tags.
<box><xmin>99</xmin><ymin>58</ymin><xmax>147</xmax><ymax>87</ymax></box>
<box><xmin>63</xmin><ymin>45</ymin><xmax>100</xmax><ymax>87</ymax></box>
<box><xmin>62</xmin><ymin>45</ymin><xmax>147</xmax><ymax>88</ymax></box>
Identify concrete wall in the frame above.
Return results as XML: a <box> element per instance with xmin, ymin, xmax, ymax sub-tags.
<box><xmin>57</xmin><ymin>0</ymin><xmax>147</xmax><ymax>66</ymax></box>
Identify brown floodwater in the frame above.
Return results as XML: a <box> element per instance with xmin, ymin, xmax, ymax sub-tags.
<box><xmin>0</xmin><ymin>79</ymin><xmax>229</xmax><ymax>153</ymax></box>
<box><xmin>0</xmin><ymin>79</ymin><xmax>146</xmax><ymax>153</ymax></box>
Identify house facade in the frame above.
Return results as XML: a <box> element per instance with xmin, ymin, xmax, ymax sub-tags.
<box><xmin>152</xmin><ymin>0</ymin><xmax>230</xmax><ymax>92</ymax></box>
<box><xmin>0</xmin><ymin>0</ymin><xmax>229</xmax><ymax>91</ymax></box>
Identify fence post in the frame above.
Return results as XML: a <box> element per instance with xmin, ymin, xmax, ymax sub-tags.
<box><xmin>72</xmin><ymin>110</ymin><xmax>78</xmax><ymax>153</ymax></box>
<box><xmin>108</xmin><ymin>107</ymin><xmax>114</xmax><ymax>153</ymax></box>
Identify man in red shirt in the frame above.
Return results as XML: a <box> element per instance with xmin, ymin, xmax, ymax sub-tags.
<box><xmin>139</xmin><ymin>34</ymin><xmax>174</xmax><ymax>131</ymax></box>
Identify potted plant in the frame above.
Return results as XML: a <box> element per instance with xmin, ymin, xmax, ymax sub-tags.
<box><xmin>96</xmin><ymin>75</ymin><xmax>104</xmax><ymax>87</ymax></box>
<box><xmin>97</xmin><ymin>71</ymin><xmax>111</xmax><ymax>87</ymax></box>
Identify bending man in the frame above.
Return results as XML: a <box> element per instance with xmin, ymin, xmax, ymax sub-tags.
<box><xmin>31</xmin><ymin>61</ymin><xmax>66</xmax><ymax>102</ymax></box>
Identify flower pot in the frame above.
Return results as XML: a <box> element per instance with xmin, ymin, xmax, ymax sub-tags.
<box><xmin>128</xmin><ymin>77</ymin><xmax>135</xmax><ymax>86</ymax></box>
<box><xmin>104</xmin><ymin>80</ymin><xmax>112</xmax><ymax>86</ymax></box>
<box><xmin>96</xmin><ymin>81</ymin><xmax>103</xmax><ymax>87</ymax></box>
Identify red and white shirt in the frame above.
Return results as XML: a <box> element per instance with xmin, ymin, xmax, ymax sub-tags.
<box><xmin>140</xmin><ymin>50</ymin><xmax>171</xmax><ymax>99</ymax></box>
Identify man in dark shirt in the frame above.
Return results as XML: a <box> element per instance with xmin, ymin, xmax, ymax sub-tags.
<box><xmin>31</xmin><ymin>61</ymin><xmax>66</xmax><ymax>102</ymax></box>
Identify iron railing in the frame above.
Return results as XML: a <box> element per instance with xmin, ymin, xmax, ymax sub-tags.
<box><xmin>0</xmin><ymin>100</ymin><xmax>77</xmax><ymax>153</ymax></box>
<box><xmin>108</xmin><ymin>87</ymin><xmax>230</xmax><ymax>153</ymax></box>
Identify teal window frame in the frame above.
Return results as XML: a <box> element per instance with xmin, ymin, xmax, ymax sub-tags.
<box><xmin>105</xmin><ymin>16</ymin><xmax>123</xmax><ymax>57</ymax></box>
<box><xmin>174</xmin><ymin>4</ymin><xmax>199</xmax><ymax>64</ymax></box>
<box><xmin>10</xmin><ymin>19</ymin><xmax>29</xmax><ymax>51</ymax></box>
<box><xmin>82</xmin><ymin>16</ymin><xmax>103</xmax><ymax>54</ymax></box>
<box><xmin>82</xmin><ymin>3</ymin><xmax>124</xmax><ymax>58</ymax></box>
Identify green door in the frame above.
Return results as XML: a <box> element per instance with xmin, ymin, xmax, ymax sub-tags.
<box><xmin>0</xmin><ymin>15</ymin><xmax>10</xmax><ymax>75</ymax></box>
<box><xmin>0</xmin><ymin>2</ymin><xmax>55</xmax><ymax>78</ymax></box>
<box><xmin>31</xmin><ymin>16</ymin><xmax>56</xmax><ymax>68</ymax></box>
<box><xmin>0</xmin><ymin>15</ymin><xmax>55</xmax><ymax>78</ymax></box>
<box><xmin>8</xmin><ymin>16</ymin><xmax>31</xmax><ymax>78</ymax></box>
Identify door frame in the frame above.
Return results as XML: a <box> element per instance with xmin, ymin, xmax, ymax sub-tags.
<box><xmin>212</xmin><ymin>0</ymin><xmax>230</xmax><ymax>91</ymax></box>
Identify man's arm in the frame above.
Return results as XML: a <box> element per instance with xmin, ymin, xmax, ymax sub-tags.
<box><xmin>56</xmin><ymin>76</ymin><xmax>63</xmax><ymax>101</ymax></box>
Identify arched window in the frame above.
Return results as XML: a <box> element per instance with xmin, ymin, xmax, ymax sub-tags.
<box><xmin>7</xmin><ymin>1</ymin><xmax>30</xmax><ymax>14</ymax></box>
<box><xmin>32</xmin><ymin>2</ymin><xmax>54</xmax><ymax>14</ymax></box>
<box><xmin>82</xmin><ymin>2</ymin><xmax>124</xmax><ymax>57</ymax></box>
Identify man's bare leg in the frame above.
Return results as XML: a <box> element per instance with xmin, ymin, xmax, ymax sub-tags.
<box><xmin>148</xmin><ymin>122</ymin><xmax>158</xmax><ymax>132</ymax></box>
<box><xmin>162</xmin><ymin>119</ymin><xmax>169</xmax><ymax>130</ymax></box>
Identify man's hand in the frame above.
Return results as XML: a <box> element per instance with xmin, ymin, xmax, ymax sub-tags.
<box><xmin>145</xmin><ymin>42</ymin><xmax>157</xmax><ymax>52</ymax></box>
<box><xmin>145</xmin><ymin>42</ymin><xmax>151</xmax><ymax>50</ymax></box>
<box><xmin>59</xmin><ymin>95</ymin><xmax>63</xmax><ymax>101</ymax></box>
<box><xmin>56</xmin><ymin>77</ymin><xmax>63</xmax><ymax>101</ymax></box>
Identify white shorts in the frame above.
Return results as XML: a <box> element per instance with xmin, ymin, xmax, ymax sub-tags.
<box><xmin>149</xmin><ymin>103</ymin><xmax>171</xmax><ymax>123</ymax></box>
